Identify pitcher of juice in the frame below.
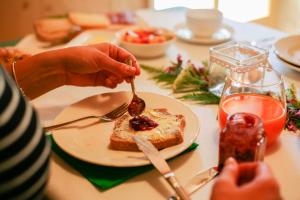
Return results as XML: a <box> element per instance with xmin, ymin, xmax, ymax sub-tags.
<box><xmin>217</xmin><ymin>42</ymin><xmax>286</xmax><ymax>146</ymax></box>
<box><xmin>209</xmin><ymin>41</ymin><xmax>270</xmax><ymax>96</ymax></box>
<box><xmin>218</xmin><ymin>113</ymin><xmax>266</xmax><ymax>170</ymax></box>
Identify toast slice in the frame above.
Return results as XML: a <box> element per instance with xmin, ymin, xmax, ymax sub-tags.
<box><xmin>110</xmin><ymin>108</ymin><xmax>185</xmax><ymax>151</ymax></box>
<box><xmin>68</xmin><ymin>12</ymin><xmax>110</xmax><ymax>28</ymax></box>
<box><xmin>34</xmin><ymin>18</ymin><xmax>80</xmax><ymax>44</ymax></box>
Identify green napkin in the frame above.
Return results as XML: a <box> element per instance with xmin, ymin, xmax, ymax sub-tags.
<box><xmin>48</xmin><ymin>135</ymin><xmax>198</xmax><ymax>190</ymax></box>
<box><xmin>0</xmin><ymin>39</ymin><xmax>20</xmax><ymax>47</ymax></box>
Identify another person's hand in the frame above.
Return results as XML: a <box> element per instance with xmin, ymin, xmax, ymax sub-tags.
<box><xmin>61</xmin><ymin>43</ymin><xmax>140</xmax><ymax>88</ymax></box>
<box><xmin>211</xmin><ymin>158</ymin><xmax>282</xmax><ymax>200</ymax></box>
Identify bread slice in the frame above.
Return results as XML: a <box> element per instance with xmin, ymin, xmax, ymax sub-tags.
<box><xmin>110</xmin><ymin>108</ymin><xmax>185</xmax><ymax>151</ymax></box>
<box><xmin>34</xmin><ymin>18</ymin><xmax>77</xmax><ymax>44</ymax></box>
<box><xmin>68</xmin><ymin>12</ymin><xmax>110</xmax><ymax>28</ymax></box>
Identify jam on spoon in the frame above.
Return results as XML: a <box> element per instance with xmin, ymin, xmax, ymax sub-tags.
<box><xmin>129</xmin><ymin>115</ymin><xmax>158</xmax><ymax>131</ymax></box>
<box><xmin>126</xmin><ymin>59</ymin><xmax>146</xmax><ymax>117</ymax></box>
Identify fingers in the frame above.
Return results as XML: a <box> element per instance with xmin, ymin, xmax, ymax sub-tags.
<box><xmin>95</xmin><ymin>71</ymin><xmax>123</xmax><ymax>88</ymax></box>
<box><xmin>215</xmin><ymin>158</ymin><xmax>239</xmax><ymax>187</ymax></box>
<box><xmin>255</xmin><ymin>162</ymin><xmax>273</xmax><ymax>179</ymax></box>
<box><xmin>92</xmin><ymin>43</ymin><xmax>140</xmax><ymax>76</ymax></box>
<box><xmin>95</xmin><ymin>52</ymin><xmax>137</xmax><ymax>78</ymax></box>
<box><xmin>238</xmin><ymin>162</ymin><xmax>258</xmax><ymax>186</ymax></box>
<box><xmin>112</xmin><ymin>46</ymin><xmax>140</xmax><ymax>75</ymax></box>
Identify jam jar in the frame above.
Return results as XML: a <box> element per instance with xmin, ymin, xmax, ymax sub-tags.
<box><xmin>218</xmin><ymin>112</ymin><xmax>266</xmax><ymax>170</ymax></box>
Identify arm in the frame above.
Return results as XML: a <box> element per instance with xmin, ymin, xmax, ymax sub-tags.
<box><xmin>8</xmin><ymin>50</ymin><xmax>65</xmax><ymax>99</ymax></box>
<box><xmin>2</xmin><ymin>43</ymin><xmax>140</xmax><ymax>99</ymax></box>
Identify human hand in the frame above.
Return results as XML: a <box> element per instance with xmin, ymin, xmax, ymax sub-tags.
<box><xmin>60</xmin><ymin>43</ymin><xmax>140</xmax><ymax>88</ymax></box>
<box><xmin>0</xmin><ymin>47</ymin><xmax>30</xmax><ymax>65</ymax></box>
<box><xmin>211</xmin><ymin>158</ymin><xmax>282</xmax><ymax>200</ymax></box>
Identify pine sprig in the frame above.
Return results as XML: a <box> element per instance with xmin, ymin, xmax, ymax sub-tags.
<box><xmin>140</xmin><ymin>55</ymin><xmax>184</xmax><ymax>86</ymax></box>
<box><xmin>141</xmin><ymin>55</ymin><xmax>219</xmax><ymax>104</ymax></box>
<box><xmin>173</xmin><ymin>63</ymin><xmax>209</xmax><ymax>93</ymax></box>
<box><xmin>180</xmin><ymin>92</ymin><xmax>220</xmax><ymax>104</ymax></box>
<box><xmin>285</xmin><ymin>84</ymin><xmax>300</xmax><ymax>132</ymax></box>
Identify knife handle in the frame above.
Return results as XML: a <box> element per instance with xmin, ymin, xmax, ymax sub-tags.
<box><xmin>164</xmin><ymin>173</ymin><xmax>191</xmax><ymax>200</ymax></box>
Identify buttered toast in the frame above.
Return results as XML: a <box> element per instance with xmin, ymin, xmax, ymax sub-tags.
<box><xmin>110</xmin><ymin>108</ymin><xmax>185</xmax><ymax>151</ymax></box>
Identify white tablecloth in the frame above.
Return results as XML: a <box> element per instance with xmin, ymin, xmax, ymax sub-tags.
<box><xmin>30</xmin><ymin>9</ymin><xmax>300</xmax><ymax>200</ymax></box>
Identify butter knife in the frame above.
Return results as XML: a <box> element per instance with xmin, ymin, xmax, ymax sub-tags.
<box><xmin>168</xmin><ymin>167</ymin><xmax>219</xmax><ymax>200</ymax></box>
<box><xmin>132</xmin><ymin>135</ymin><xmax>191</xmax><ymax>200</ymax></box>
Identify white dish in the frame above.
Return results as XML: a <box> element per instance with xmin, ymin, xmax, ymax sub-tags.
<box><xmin>274</xmin><ymin>35</ymin><xmax>300</xmax><ymax>67</ymax></box>
<box><xmin>115</xmin><ymin>28</ymin><xmax>175</xmax><ymax>58</ymax></box>
<box><xmin>175</xmin><ymin>23</ymin><xmax>233</xmax><ymax>45</ymax></box>
<box><xmin>65</xmin><ymin>30</ymin><xmax>117</xmax><ymax>47</ymax></box>
<box><xmin>272</xmin><ymin>50</ymin><xmax>300</xmax><ymax>73</ymax></box>
<box><xmin>16</xmin><ymin>30</ymin><xmax>117</xmax><ymax>55</ymax></box>
<box><xmin>52</xmin><ymin>91</ymin><xmax>200</xmax><ymax>167</ymax></box>
<box><xmin>15</xmin><ymin>34</ymin><xmax>65</xmax><ymax>55</ymax></box>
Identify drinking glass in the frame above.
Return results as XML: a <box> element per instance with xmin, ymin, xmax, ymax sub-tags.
<box><xmin>218</xmin><ymin>65</ymin><xmax>286</xmax><ymax>146</ymax></box>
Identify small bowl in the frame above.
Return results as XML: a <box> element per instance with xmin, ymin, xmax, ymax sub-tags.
<box><xmin>116</xmin><ymin>27</ymin><xmax>175</xmax><ymax>58</ymax></box>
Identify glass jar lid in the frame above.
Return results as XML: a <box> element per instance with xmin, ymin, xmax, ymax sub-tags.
<box><xmin>209</xmin><ymin>41</ymin><xmax>269</xmax><ymax>72</ymax></box>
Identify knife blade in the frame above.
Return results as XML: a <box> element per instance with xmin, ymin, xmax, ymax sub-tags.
<box><xmin>184</xmin><ymin>166</ymin><xmax>219</xmax><ymax>195</ymax></box>
<box><xmin>168</xmin><ymin>167</ymin><xmax>219</xmax><ymax>200</ymax></box>
<box><xmin>132</xmin><ymin>135</ymin><xmax>191</xmax><ymax>200</ymax></box>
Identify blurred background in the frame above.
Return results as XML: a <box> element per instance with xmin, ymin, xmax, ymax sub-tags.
<box><xmin>1</xmin><ymin>0</ymin><xmax>300</xmax><ymax>42</ymax></box>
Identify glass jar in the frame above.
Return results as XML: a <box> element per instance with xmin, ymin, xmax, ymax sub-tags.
<box><xmin>208</xmin><ymin>41</ymin><xmax>269</xmax><ymax>96</ymax></box>
<box><xmin>218</xmin><ymin>113</ymin><xmax>266</xmax><ymax>170</ymax></box>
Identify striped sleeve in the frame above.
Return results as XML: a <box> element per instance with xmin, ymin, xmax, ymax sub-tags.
<box><xmin>0</xmin><ymin>66</ymin><xmax>50</xmax><ymax>200</ymax></box>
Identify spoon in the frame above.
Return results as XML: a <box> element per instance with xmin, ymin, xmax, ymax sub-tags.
<box><xmin>126</xmin><ymin>60</ymin><xmax>146</xmax><ymax>116</ymax></box>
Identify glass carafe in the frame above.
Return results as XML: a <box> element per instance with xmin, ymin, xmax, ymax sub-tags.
<box><xmin>218</xmin><ymin>62</ymin><xmax>286</xmax><ymax>146</ymax></box>
<box><xmin>208</xmin><ymin>41</ymin><xmax>269</xmax><ymax>96</ymax></box>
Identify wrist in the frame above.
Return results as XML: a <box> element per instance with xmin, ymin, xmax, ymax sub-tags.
<box><xmin>15</xmin><ymin>50</ymin><xmax>66</xmax><ymax>99</ymax></box>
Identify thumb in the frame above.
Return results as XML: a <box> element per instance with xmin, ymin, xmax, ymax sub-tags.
<box><xmin>218</xmin><ymin>157</ymin><xmax>239</xmax><ymax>185</ymax></box>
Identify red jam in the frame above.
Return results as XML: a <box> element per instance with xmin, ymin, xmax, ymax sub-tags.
<box><xmin>129</xmin><ymin>115</ymin><xmax>159</xmax><ymax>131</ymax></box>
<box><xmin>218</xmin><ymin>113</ymin><xmax>266</xmax><ymax>171</ymax></box>
<box><xmin>128</xmin><ymin>96</ymin><xmax>145</xmax><ymax>117</ymax></box>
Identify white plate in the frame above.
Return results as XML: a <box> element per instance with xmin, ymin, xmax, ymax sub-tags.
<box><xmin>65</xmin><ymin>30</ymin><xmax>117</xmax><ymax>47</ymax></box>
<box><xmin>15</xmin><ymin>34</ymin><xmax>65</xmax><ymax>55</ymax></box>
<box><xmin>274</xmin><ymin>35</ymin><xmax>300</xmax><ymax>67</ymax></box>
<box><xmin>52</xmin><ymin>91</ymin><xmax>200</xmax><ymax>167</ymax></box>
<box><xmin>175</xmin><ymin>23</ymin><xmax>233</xmax><ymax>45</ymax></box>
<box><xmin>271</xmin><ymin>50</ymin><xmax>300</xmax><ymax>73</ymax></box>
<box><xmin>15</xmin><ymin>30</ymin><xmax>117</xmax><ymax>55</ymax></box>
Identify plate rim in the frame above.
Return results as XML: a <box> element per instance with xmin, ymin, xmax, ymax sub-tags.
<box><xmin>273</xmin><ymin>51</ymin><xmax>300</xmax><ymax>72</ymax></box>
<box><xmin>52</xmin><ymin>91</ymin><xmax>200</xmax><ymax>167</ymax></box>
<box><xmin>175</xmin><ymin>23</ymin><xmax>234</xmax><ymax>45</ymax></box>
<box><xmin>274</xmin><ymin>35</ymin><xmax>300</xmax><ymax>67</ymax></box>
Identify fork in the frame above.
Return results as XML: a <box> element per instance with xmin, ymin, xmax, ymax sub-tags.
<box><xmin>44</xmin><ymin>103</ymin><xmax>128</xmax><ymax>131</ymax></box>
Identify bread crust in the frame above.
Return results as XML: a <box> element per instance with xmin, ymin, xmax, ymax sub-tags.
<box><xmin>110</xmin><ymin>109</ymin><xmax>185</xmax><ymax>151</ymax></box>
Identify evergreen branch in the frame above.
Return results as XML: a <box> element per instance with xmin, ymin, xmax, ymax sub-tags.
<box><xmin>152</xmin><ymin>73</ymin><xmax>177</xmax><ymax>85</ymax></box>
<box><xmin>179</xmin><ymin>92</ymin><xmax>220</xmax><ymax>104</ymax></box>
<box><xmin>140</xmin><ymin>64</ymin><xmax>165</xmax><ymax>74</ymax></box>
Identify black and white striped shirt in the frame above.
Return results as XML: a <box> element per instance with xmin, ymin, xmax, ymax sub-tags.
<box><xmin>0</xmin><ymin>66</ymin><xmax>50</xmax><ymax>200</ymax></box>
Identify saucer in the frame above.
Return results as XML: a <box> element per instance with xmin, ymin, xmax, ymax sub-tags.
<box><xmin>175</xmin><ymin>23</ymin><xmax>233</xmax><ymax>45</ymax></box>
<box><xmin>274</xmin><ymin>35</ymin><xmax>300</xmax><ymax>67</ymax></box>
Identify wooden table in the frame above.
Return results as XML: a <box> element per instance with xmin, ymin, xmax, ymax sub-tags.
<box><xmin>27</xmin><ymin>9</ymin><xmax>300</xmax><ymax>200</ymax></box>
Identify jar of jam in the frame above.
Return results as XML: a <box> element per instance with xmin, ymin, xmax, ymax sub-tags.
<box><xmin>218</xmin><ymin>112</ymin><xmax>266</xmax><ymax>170</ymax></box>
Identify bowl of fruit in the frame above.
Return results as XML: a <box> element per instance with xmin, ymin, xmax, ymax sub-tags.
<box><xmin>116</xmin><ymin>27</ymin><xmax>175</xmax><ymax>58</ymax></box>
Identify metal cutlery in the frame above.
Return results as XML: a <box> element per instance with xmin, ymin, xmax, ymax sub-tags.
<box><xmin>168</xmin><ymin>167</ymin><xmax>219</xmax><ymax>200</ymax></box>
<box><xmin>44</xmin><ymin>102</ymin><xmax>128</xmax><ymax>131</ymax></box>
<box><xmin>132</xmin><ymin>135</ymin><xmax>190</xmax><ymax>200</ymax></box>
<box><xmin>126</xmin><ymin>59</ymin><xmax>146</xmax><ymax>117</ymax></box>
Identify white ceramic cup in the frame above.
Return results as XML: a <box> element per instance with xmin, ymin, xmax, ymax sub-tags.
<box><xmin>186</xmin><ymin>9</ymin><xmax>223</xmax><ymax>37</ymax></box>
